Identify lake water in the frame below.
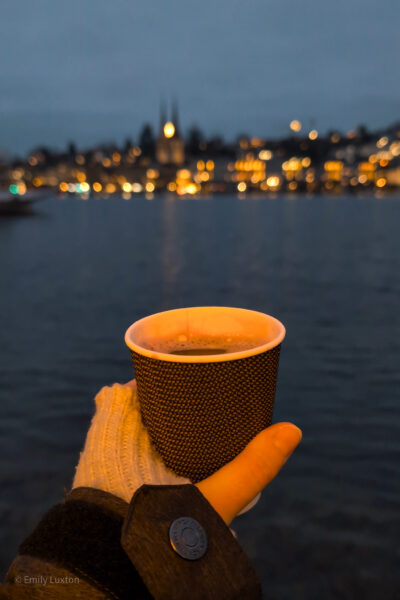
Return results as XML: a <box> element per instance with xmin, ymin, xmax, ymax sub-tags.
<box><xmin>0</xmin><ymin>194</ymin><xmax>399</xmax><ymax>599</ymax></box>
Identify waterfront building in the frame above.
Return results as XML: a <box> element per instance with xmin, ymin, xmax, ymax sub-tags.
<box><xmin>324</xmin><ymin>161</ymin><xmax>344</xmax><ymax>182</ymax></box>
<box><xmin>156</xmin><ymin>102</ymin><xmax>185</xmax><ymax>166</ymax></box>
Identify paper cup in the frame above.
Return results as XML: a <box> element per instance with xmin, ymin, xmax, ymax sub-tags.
<box><xmin>125</xmin><ymin>306</ymin><xmax>285</xmax><ymax>482</ymax></box>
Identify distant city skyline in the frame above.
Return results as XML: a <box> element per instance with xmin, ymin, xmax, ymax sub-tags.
<box><xmin>1</xmin><ymin>0</ymin><xmax>399</xmax><ymax>154</ymax></box>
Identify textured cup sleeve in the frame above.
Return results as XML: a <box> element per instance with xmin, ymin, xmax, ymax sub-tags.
<box><xmin>121</xmin><ymin>484</ymin><xmax>262</xmax><ymax>600</ymax></box>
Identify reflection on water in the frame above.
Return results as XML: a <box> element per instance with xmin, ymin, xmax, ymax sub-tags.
<box><xmin>161</xmin><ymin>197</ymin><xmax>182</xmax><ymax>306</ymax></box>
<box><xmin>0</xmin><ymin>194</ymin><xmax>399</xmax><ymax>598</ymax></box>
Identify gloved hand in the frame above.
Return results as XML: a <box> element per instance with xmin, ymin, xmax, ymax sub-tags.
<box><xmin>73</xmin><ymin>380</ymin><xmax>302</xmax><ymax>525</ymax></box>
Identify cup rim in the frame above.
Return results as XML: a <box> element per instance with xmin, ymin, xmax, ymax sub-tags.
<box><xmin>124</xmin><ymin>306</ymin><xmax>286</xmax><ymax>363</ymax></box>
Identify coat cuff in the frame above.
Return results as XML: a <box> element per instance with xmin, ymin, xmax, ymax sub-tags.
<box><xmin>17</xmin><ymin>487</ymin><xmax>150</xmax><ymax>600</ymax></box>
<box><xmin>121</xmin><ymin>484</ymin><xmax>261</xmax><ymax>600</ymax></box>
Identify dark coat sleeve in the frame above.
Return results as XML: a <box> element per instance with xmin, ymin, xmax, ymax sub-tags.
<box><xmin>1</xmin><ymin>485</ymin><xmax>261</xmax><ymax>599</ymax></box>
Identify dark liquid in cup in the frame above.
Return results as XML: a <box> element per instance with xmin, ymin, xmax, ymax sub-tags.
<box><xmin>149</xmin><ymin>336</ymin><xmax>265</xmax><ymax>355</ymax></box>
<box><xmin>170</xmin><ymin>348</ymin><xmax>228</xmax><ymax>356</ymax></box>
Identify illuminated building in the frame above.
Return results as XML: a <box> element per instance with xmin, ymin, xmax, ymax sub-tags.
<box><xmin>385</xmin><ymin>167</ymin><xmax>400</xmax><ymax>186</ymax></box>
<box><xmin>282</xmin><ymin>157</ymin><xmax>303</xmax><ymax>181</ymax></box>
<box><xmin>175</xmin><ymin>168</ymin><xmax>199</xmax><ymax>195</ymax></box>
<box><xmin>358</xmin><ymin>162</ymin><xmax>375</xmax><ymax>183</ymax></box>
<box><xmin>156</xmin><ymin>101</ymin><xmax>185</xmax><ymax>165</ymax></box>
<box><xmin>234</xmin><ymin>154</ymin><xmax>266</xmax><ymax>184</ymax></box>
<box><xmin>324</xmin><ymin>161</ymin><xmax>343</xmax><ymax>182</ymax></box>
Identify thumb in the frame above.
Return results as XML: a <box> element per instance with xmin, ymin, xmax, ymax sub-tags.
<box><xmin>195</xmin><ymin>422</ymin><xmax>302</xmax><ymax>525</ymax></box>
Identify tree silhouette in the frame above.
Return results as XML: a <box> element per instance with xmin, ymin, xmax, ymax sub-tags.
<box><xmin>139</xmin><ymin>124</ymin><xmax>155</xmax><ymax>157</ymax></box>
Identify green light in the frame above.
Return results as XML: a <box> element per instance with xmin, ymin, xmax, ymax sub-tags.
<box><xmin>9</xmin><ymin>184</ymin><xmax>18</xmax><ymax>194</ymax></box>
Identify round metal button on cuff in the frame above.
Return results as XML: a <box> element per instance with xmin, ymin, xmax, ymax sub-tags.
<box><xmin>169</xmin><ymin>517</ymin><xmax>208</xmax><ymax>560</ymax></box>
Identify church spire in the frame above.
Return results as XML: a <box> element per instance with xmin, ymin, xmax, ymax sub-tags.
<box><xmin>160</xmin><ymin>99</ymin><xmax>167</xmax><ymax>133</ymax></box>
<box><xmin>172</xmin><ymin>98</ymin><xmax>180</xmax><ymax>136</ymax></box>
<box><xmin>156</xmin><ymin>99</ymin><xmax>185</xmax><ymax>165</ymax></box>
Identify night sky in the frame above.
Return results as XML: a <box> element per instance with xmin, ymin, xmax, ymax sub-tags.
<box><xmin>1</xmin><ymin>0</ymin><xmax>399</xmax><ymax>154</ymax></box>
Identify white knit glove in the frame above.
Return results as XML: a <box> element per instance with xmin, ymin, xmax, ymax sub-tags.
<box><xmin>73</xmin><ymin>381</ymin><xmax>302</xmax><ymax>524</ymax></box>
<box><xmin>72</xmin><ymin>381</ymin><xmax>189</xmax><ymax>502</ymax></box>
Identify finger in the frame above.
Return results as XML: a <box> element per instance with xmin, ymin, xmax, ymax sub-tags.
<box><xmin>195</xmin><ymin>422</ymin><xmax>302</xmax><ymax>524</ymax></box>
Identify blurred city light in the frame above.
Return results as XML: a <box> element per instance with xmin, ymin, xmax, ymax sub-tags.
<box><xmin>290</xmin><ymin>120</ymin><xmax>302</xmax><ymax>132</ymax></box>
<box><xmin>164</xmin><ymin>122</ymin><xmax>175</xmax><ymax>138</ymax></box>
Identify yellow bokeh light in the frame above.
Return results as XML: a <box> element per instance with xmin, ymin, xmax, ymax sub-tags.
<box><xmin>390</xmin><ymin>141</ymin><xmax>400</xmax><ymax>156</ymax></box>
<box><xmin>132</xmin><ymin>183</ymin><xmax>143</xmax><ymax>193</ymax></box>
<box><xmin>284</xmin><ymin>158</ymin><xmax>302</xmax><ymax>172</ymax></box>
<box><xmin>288</xmin><ymin>181</ymin><xmax>298</xmax><ymax>190</ymax></box>
<box><xmin>376</xmin><ymin>136</ymin><xmax>388</xmax><ymax>148</ymax></box>
<box><xmin>237</xmin><ymin>182</ymin><xmax>247</xmax><ymax>192</ymax></box>
<box><xmin>105</xmin><ymin>183</ymin><xmax>116</xmax><ymax>194</ymax></box>
<box><xmin>259</xmin><ymin>150</ymin><xmax>272</xmax><ymax>161</ymax></box>
<box><xmin>177</xmin><ymin>169</ymin><xmax>191</xmax><ymax>179</ymax></box>
<box><xmin>324</xmin><ymin>161</ymin><xmax>343</xmax><ymax>182</ymax></box>
<box><xmin>376</xmin><ymin>177</ymin><xmax>387</xmax><ymax>188</ymax></box>
<box><xmin>122</xmin><ymin>182</ymin><xmax>132</xmax><ymax>192</ymax></box>
<box><xmin>206</xmin><ymin>160</ymin><xmax>214</xmax><ymax>171</ymax></box>
<box><xmin>186</xmin><ymin>183</ymin><xmax>198</xmax><ymax>194</ymax></box>
<box><xmin>163</xmin><ymin>122</ymin><xmax>175</xmax><ymax>138</ymax></box>
<box><xmin>33</xmin><ymin>177</ymin><xmax>43</xmax><ymax>187</ymax></box>
<box><xmin>290</xmin><ymin>120</ymin><xmax>302</xmax><ymax>132</ymax></box>
<box><xmin>197</xmin><ymin>160</ymin><xmax>205</xmax><ymax>171</ymax></box>
<box><xmin>305</xmin><ymin>172</ymin><xmax>315</xmax><ymax>183</ymax></box>
<box><xmin>267</xmin><ymin>176</ymin><xmax>280</xmax><ymax>188</ymax></box>
<box><xmin>308</xmin><ymin>130</ymin><xmax>318</xmax><ymax>140</ymax></box>
<box><xmin>59</xmin><ymin>182</ymin><xmax>68</xmax><ymax>192</ymax></box>
<box><xmin>17</xmin><ymin>182</ymin><xmax>27</xmax><ymax>195</ymax></box>
<box><xmin>146</xmin><ymin>182</ymin><xmax>155</xmax><ymax>192</ymax></box>
<box><xmin>324</xmin><ymin>161</ymin><xmax>343</xmax><ymax>171</ymax></box>
<box><xmin>168</xmin><ymin>182</ymin><xmax>177</xmax><ymax>191</ymax></box>
<box><xmin>92</xmin><ymin>182</ymin><xmax>102</xmax><ymax>192</ymax></box>
<box><xmin>112</xmin><ymin>152</ymin><xmax>121</xmax><ymax>163</ymax></box>
<box><xmin>359</xmin><ymin>162</ymin><xmax>375</xmax><ymax>173</ymax></box>
<box><xmin>302</xmin><ymin>157</ymin><xmax>311</xmax><ymax>168</ymax></box>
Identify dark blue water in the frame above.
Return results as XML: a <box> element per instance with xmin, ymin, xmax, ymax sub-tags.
<box><xmin>0</xmin><ymin>194</ymin><xmax>399</xmax><ymax>599</ymax></box>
